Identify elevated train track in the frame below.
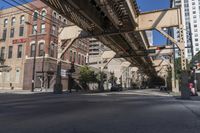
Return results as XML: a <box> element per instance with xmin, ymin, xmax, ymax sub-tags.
<box><xmin>41</xmin><ymin>0</ymin><xmax>181</xmax><ymax>77</ymax></box>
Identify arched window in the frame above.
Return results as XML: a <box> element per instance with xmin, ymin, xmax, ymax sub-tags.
<box><xmin>63</xmin><ymin>19</ymin><xmax>66</xmax><ymax>24</ymax></box>
<box><xmin>39</xmin><ymin>43</ymin><xmax>44</xmax><ymax>56</ymax></box>
<box><xmin>11</xmin><ymin>17</ymin><xmax>16</xmax><ymax>26</ymax></box>
<box><xmin>33</xmin><ymin>11</ymin><xmax>38</xmax><ymax>21</ymax></box>
<box><xmin>30</xmin><ymin>44</ymin><xmax>36</xmax><ymax>57</ymax></box>
<box><xmin>59</xmin><ymin>16</ymin><xmax>62</xmax><ymax>22</ymax></box>
<box><xmin>4</xmin><ymin>19</ymin><xmax>8</xmax><ymax>27</ymax></box>
<box><xmin>41</xmin><ymin>10</ymin><xmax>46</xmax><ymax>20</ymax></box>
<box><xmin>20</xmin><ymin>15</ymin><xmax>25</xmax><ymax>24</ymax></box>
<box><xmin>53</xmin><ymin>12</ymin><xmax>57</xmax><ymax>19</ymax></box>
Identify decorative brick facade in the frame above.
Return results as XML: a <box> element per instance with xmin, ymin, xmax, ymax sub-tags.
<box><xmin>0</xmin><ymin>0</ymin><xmax>89</xmax><ymax>90</ymax></box>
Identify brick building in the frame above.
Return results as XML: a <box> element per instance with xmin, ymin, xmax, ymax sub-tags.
<box><xmin>0</xmin><ymin>0</ymin><xmax>89</xmax><ymax>90</ymax></box>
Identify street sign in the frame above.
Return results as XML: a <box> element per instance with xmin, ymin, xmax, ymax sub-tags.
<box><xmin>61</xmin><ymin>69</ymin><xmax>72</xmax><ymax>77</ymax></box>
<box><xmin>61</xmin><ymin>69</ymin><xmax>67</xmax><ymax>77</ymax></box>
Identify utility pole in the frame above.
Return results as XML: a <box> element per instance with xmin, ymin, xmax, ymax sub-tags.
<box><xmin>42</xmin><ymin>51</ymin><xmax>45</xmax><ymax>88</ymax></box>
<box><xmin>25</xmin><ymin>21</ymin><xmax>38</xmax><ymax>92</ymax></box>
<box><xmin>53</xmin><ymin>26</ymin><xmax>79</xmax><ymax>94</ymax></box>
<box><xmin>53</xmin><ymin>28</ymin><xmax>64</xmax><ymax>94</ymax></box>
<box><xmin>189</xmin><ymin>23</ymin><xmax>197</xmax><ymax>94</ymax></box>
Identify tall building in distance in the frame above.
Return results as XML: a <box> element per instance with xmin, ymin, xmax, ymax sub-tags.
<box><xmin>88</xmin><ymin>38</ymin><xmax>109</xmax><ymax>67</ymax></box>
<box><xmin>171</xmin><ymin>0</ymin><xmax>200</xmax><ymax>60</ymax></box>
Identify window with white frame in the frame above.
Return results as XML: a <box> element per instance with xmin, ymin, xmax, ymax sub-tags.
<box><xmin>20</xmin><ymin>15</ymin><xmax>25</xmax><ymax>24</ymax></box>
<box><xmin>33</xmin><ymin>11</ymin><xmax>38</xmax><ymax>21</ymax></box>
<box><xmin>41</xmin><ymin>10</ymin><xmax>46</xmax><ymax>21</ymax></box>
<box><xmin>11</xmin><ymin>17</ymin><xmax>16</xmax><ymax>26</ymax></box>
<box><xmin>41</xmin><ymin>24</ymin><xmax>45</xmax><ymax>33</ymax></box>
<box><xmin>4</xmin><ymin>19</ymin><xmax>8</xmax><ymax>27</ymax></box>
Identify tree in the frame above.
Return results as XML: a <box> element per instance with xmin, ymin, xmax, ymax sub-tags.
<box><xmin>174</xmin><ymin>57</ymin><xmax>182</xmax><ymax>79</ymax></box>
<box><xmin>96</xmin><ymin>71</ymin><xmax>107</xmax><ymax>91</ymax></box>
<box><xmin>79</xmin><ymin>66</ymin><xmax>97</xmax><ymax>90</ymax></box>
<box><xmin>108</xmin><ymin>72</ymin><xmax>117</xmax><ymax>86</ymax></box>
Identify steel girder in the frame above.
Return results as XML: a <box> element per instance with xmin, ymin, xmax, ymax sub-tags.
<box><xmin>41</xmin><ymin>0</ymin><xmax>155</xmax><ymax>75</ymax></box>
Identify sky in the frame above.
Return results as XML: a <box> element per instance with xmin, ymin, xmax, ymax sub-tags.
<box><xmin>0</xmin><ymin>0</ymin><xmax>32</xmax><ymax>10</ymax></box>
<box><xmin>0</xmin><ymin>0</ymin><xmax>170</xmax><ymax>45</ymax></box>
<box><xmin>137</xmin><ymin>0</ymin><xmax>170</xmax><ymax>45</ymax></box>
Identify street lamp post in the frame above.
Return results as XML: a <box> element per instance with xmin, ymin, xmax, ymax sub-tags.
<box><xmin>42</xmin><ymin>51</ymin><xmax>45</xmax><ymax>88</ymax></box>
<box><xmin>188</xmin><ymin>23</ymin><xmax>198</xmax><ymax>93</ymax></box>
<box><xmin>25</xmin><ymin>21</ymin><xmax>38</xmax><ymax>92</ymax></box>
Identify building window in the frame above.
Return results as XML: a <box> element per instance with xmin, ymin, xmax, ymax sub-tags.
<box><xmin>53</xmin><ymin>12</ymin><xmax>57</xmax><ymax>20</ymax></box>
<box><xmin>19</xmin><ymin>27</ymin><xmax>24</xmax><ymax>36</ymax></box>
<box><xmin>11</xmin><ymin>17</ymin><xmax>16</xmax><ymax>26</ymax></box>
<box><xmin>78</xmin><ymin>54</ymin><xmax>81</xmax><ymax>64</ymax></box>
<box><xmin>5</xmin><ymin>71</ymin><xmax>10</xmax><ymax>82</ymax></box>
<box><xmin>52</xmin><ymin>25</ymin><xmax>56</xmax><ymax>35</ymax></box>
<box><xmin>15</xmin><ymin>68</ymin><xmax>20</xmax><ymax>83</ymax></box>
<box><xmin>33</xmin><ymin>11</ymin><xmax>38</xmax><ymax>21</ymax></box>
<box><xmin>8</xmin><ymin>46</ymin><xmax>13</xmax><ymax>59</ymax></box>
<box><xmin>50</xmin><ymin>44</ymin><xmax>54</xmax><ymax>57</ymax></box>
<box><xmin>70</xmin><ymin>50</ymin><xmax>72</xmax><ymax>62</ymax></box>
<box><xmin>4</xmin><ymin>19</ymin><xmax>8</xmax><ymax>27</ymax></box>
<box><xmin>32</xmin><ymin>25</ymin><xmax>37</xmax><ymax>34</ymax></box>
<box><xmin>30</xmin><ymin>44</ymin><xmax>35</xmax><ymax>57</ymax></box>
<box><xmin>2</xmin><ymin>29</ymin><xmax>7</xmax><ymax>40</ymax></box>
<box><xmin>59</xmin><ymin>16</ymin><xmax>62</xmax><ymax>22</ymax></box>
<box><xmin>40</xmin><ymin>24</ymin><xmax>45</xmax><ymax>33</ymax></box>
<box><xmin>82</xmin><ymin>55</ymin><xmax>84</xmax><ymax>65</ymax></box>
<box><xmin>73</xmin><ymin>52</ymin><xmax>76</xmax><ymax>63</ymax></box>
<box><xmin>0</xmin><ymin>47</ymin><xmax>5</xmax><ymax>59</ymax></box>
<box><xmin>17</xmin><ymin>45</ymin><xmax>23</xmax><ymax>58</ymax></box>
<box><xmin>63</xmin><ymin>19</ymin><xmax>67</xmax><ymax>24</ymax></box>
<box><xmin>20</xmin><ymin>15</ymin><xmax>25</xmax><ymax>24</ymax></box>
<box><xmin>39</xmin><ymin>43</ymin><xmax>44</xmax><ymax>56</ymax></box>
<box><xmin>10</xmin><ymin>28</ymin><xmax>15</xmax><ymax>38</ymax></box>
<box><xmin>41</xmin><ymin>10</ymin><xmax>46</xmax><ymax>21</ymax></box>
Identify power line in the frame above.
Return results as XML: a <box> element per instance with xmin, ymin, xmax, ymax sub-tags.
<box><xmin>1</xmin><ymin>0</ymin><xmax>66</xmax><ymax>27</ymax></box>
<box><xmin>11</xmin><ymin>0</ymin><xmax>66</xmax><ymax>26</ymax></box>
<box><xmin>18</xmin><ymin>0</ymin><xmax>66</xmax><ymax>26</ymax></box>
<box><xmin>1</xmin><ymin>0</ymin><xmax>52</xmax><ymax>26</ymax></box>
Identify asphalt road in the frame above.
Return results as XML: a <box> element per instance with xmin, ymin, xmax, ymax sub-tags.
<box><xmin>0</xmin><ymin>89</ymin><xmax>200</xmax><ymax>133</ymax></box>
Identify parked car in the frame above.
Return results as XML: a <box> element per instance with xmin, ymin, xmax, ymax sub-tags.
<box><xmin>110</xmin><ymin>85</ymin><xmax>123</xmax><ymax>91</ymax></box>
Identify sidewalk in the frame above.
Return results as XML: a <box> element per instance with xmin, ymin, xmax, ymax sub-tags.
<box><xmin>0</xmin><ymin>88</ymin><xmax>53</xmax><ymax>94</ymax></box>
